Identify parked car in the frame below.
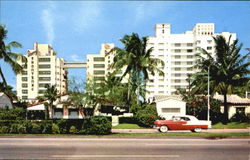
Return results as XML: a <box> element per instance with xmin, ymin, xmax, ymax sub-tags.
<box><xmin>154</xmin><ymin>115</ymin><xmax>211</xmax><ymax>133</ymax></box>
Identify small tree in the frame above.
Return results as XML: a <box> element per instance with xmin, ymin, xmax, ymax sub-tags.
<box><xmin>44</xmin><ymin>84</ymin><xmax>58</xmax><ymax>119</ymax></box>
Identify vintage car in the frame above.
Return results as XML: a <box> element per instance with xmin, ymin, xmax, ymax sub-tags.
<box><xmin>154</xmin><ymin>115</ymin><xmax>211</xmax><ymax>133</ymax></box>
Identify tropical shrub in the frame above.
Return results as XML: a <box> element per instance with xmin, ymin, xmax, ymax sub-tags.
<box><xmin>31</xmin><ymin>123</ymin><xmax>42</xmax><ymax>134</ymax></box>
<box><xmin>52</xmin><ymin>123</ymin><xmax>60</xmax><ymax>134</ymax></box>
<box><xmin>0</xmin><ymin>126</ymin><xmax>9</xmax><ymax>134</ymax></box>
<box><xmin>0</xmin><ymin>108</ymin><xmax>26</xmax><ymax>120</ymax></box>
<box><xmin>56</xmin><ymin>119</ymin><xmax>67</xmax><ymax>134</ymax></box>
<box><xmin>17</xmin><ymin>124</ymin><xmax>27</xmax><ymax>134</ymax></box>
<box><xmin>135</xmin><ymin>105</ymin><xmax>160</xmax><ymax>127</ymax></box>
<box><xmin>10</xmin><ymin>123</ymin><xmax>19</xmax><ymax>133</ymax></box>
<box><xmin>230</xmin><ymin>113</ymin><xmax>250</xmax><ymax>123</ymax></box>
<box><xmin>69</xmin><ymin>126</ymin><xmax>77</xmax><ymax>134</ymax></box>
<box><xmin>41</xmin><ymin>121</ymin><xmax>52</xmax><ymax>134</ymax></box>
<box><xmin>81</xmin><ymin>116</ymin><xmax>112</xmax><ymax>135</ymax></box>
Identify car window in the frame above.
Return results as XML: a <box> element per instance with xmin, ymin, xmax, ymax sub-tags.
<box><xmin>180</xmin><ymin>117</ymin><xmax>190</xmax><ymax>121</ymax></box>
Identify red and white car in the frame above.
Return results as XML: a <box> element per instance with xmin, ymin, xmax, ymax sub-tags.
<box><xmin>154</xmin><ymin>115</ymin><xmax>211</xmax><ymax>133</ymax></box>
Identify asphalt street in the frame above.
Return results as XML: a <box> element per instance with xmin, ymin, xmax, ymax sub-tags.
<box><xmin>0</xmin><ymin>137</ymin><xmax>249</xmax><ymax>160</ymax></box>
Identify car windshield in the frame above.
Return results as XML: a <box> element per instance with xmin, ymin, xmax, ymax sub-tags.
<box><xmin>172</xmin><ymin>116</ymin><xmax>190</xmax><ymax>121</ymax></box>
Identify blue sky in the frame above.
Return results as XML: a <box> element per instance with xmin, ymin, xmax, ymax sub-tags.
<box><xmin>1</xmin><ymin>1</ymin><xmax>250</xmax><ymax>90</ymax></box>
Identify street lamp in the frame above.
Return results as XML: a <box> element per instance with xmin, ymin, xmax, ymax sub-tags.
<box><xmin>207</xmin><ymin>66</ymin><xmax>210</xmax><ymax>121</ymax></box>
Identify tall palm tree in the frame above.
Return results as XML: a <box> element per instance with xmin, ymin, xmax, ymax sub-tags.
<box><xmin>44</xmin><ymin>84</ymin><xmax>58</xmax><ymax>119</ymax></box>
<box><xmin>0</xmin><ymin>25</ymin><xmax>26</xmax><ymax>87</ymax></box>
<box><xmin>109</xmin><ymin>33</ymin><xmax>164</xmax><ymax>104</ymax></box>
<box><xmin>193</xmin><ymin>35</ymin><xmax>250</xmax><ymax>122</ymax></box>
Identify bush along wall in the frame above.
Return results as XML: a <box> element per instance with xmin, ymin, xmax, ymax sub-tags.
<box><xmin>0</xmin><ymin>116</ymin><xmax>112</xmax><ymax>135</ymax></box>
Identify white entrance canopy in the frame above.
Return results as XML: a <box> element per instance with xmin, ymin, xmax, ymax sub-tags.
<box><xmin>27</xmin><ymin>104</ymin><xmax>45</xmax><ymax>110</ymax></box>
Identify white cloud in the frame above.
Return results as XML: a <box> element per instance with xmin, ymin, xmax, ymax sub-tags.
<box><xmin>72</xmin><ymin>2</ymin><xmax>103</xmax><ymax>32</ymax></box>
<box><xmin>70</xmin><ymin>54</ymin><xmax>84</xmax><ymax>62</ymax></box>
<box><xmin>41</xmin><ymin>2</ymin><xmax>55</xmax><ymax>45</ymax></box>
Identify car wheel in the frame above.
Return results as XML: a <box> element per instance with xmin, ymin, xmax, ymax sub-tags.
<box><xmin>159</xmin><ymin>125</ymin><xmax>168</xmax><ymax>133</ymax></box>
<box><xmin>193</xmin><ymin>127</ymin><xmax>202</xmax><ymax>133</ymax></box>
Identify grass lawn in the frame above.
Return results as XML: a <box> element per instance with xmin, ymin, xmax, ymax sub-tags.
<box><xmin>212</xmin><ymin>122</ymin><xmax>250</xmax><ymax>129</ymax></box>
<box><xmin>0</xmin><ymin>132</ymin><xmax>249</xmax><ymax>138</ymax></box>
<box><xmin>112</xmin><ymin>123</ymin><xmax>147</xmax><ymax>129</ymax></box>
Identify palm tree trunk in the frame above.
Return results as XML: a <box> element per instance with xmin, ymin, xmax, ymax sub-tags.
<box><xmin>0</xmin><ymin>66</ymin><xmax>7</xmax><ymax>87</ymax></box>
<box><xmin>223</xmin><ymin>93</ymin><xmax>229</xmax><ymax>123</ymax></box>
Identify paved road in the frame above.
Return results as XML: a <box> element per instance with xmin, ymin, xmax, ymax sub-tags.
<box><xmin>112</xmin><ymin>128</ymin><xmax>250</xmax><ymax>133</ymax></box>
<box><xmin>0</xmin><ymin>137</ymin><xmax>249</xmax><ymax>160</ymax></box>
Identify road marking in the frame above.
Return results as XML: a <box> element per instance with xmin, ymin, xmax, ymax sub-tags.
<box><xmin>0</xmin><ymin>143</ymin><xmax>60</xmax><ymax>146</ymax></box>
<box><xmin>146</xmin><ymin>143</ymin><xmax>249</xmax><ymax>146</ymax></box>
<box><xmin>52</xmin><ymin>155</ymin><xmax>180</xmax><ymax>158</ymax></box>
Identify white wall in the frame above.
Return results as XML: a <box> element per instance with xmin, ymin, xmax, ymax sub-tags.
<box><xmin>156</xmin><ymin>98</ymin><xmax>186</xmax><ymax>120</ymax></box>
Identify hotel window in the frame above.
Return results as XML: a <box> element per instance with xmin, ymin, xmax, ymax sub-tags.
<box><xmin>175</xmin><ymin>85</ymin><xmax>181</xmax><ymax>89</ymax></box>
<box><xmin>175</xmin><ymin>49</ymin><xmax>181</xmax><ymax>53</ymax></box>
<box><xmin>39</xmin><ymin>83</ymin><xmax>50</xmax><ymax>87</ymax></box>
<box><xmin>196</xmin><ymin>40</ymin><xmax>201</xmax><ymax>44</ymax></box>
<box><xmin>22</xmin><ymin>64</ymin><xmax>27</xmax><ymax>69</ymax></box>
<box><xmin>175</xmin><ymin>62</ymin><xmax>181</xmax><ymax>65</ymax></box>
<box><xmin>187</xmin><ymin>62</ymin><xmax>193</xmax><ymax>65</ymax></box>
<box><xmin>207</xmin><ymin>46</ymin><xmax>212</xmax><ymax>50</ymax></box>
<box><xmin>175</xmin><ymin>74</ymin><xmax>181</xmax><ymax>77</ymax></box>
<box><xmin>149</xmin><ymin>79</ymin><xmax>154</xmax><ymax>83</ymax></box>
<box><xmin>22</xmin><ymin>90</ymin><xmax>28</xmax><ymax>94</ymax></box>
<box><xmin>22</xmin><ymin>71</ymin><xmax>27</xmax><ymax>75</ymax></box>
<box><xmin>187</xmin><ymin>49</ymin><xmax>193</xmax><ymax>53</ymax></box>
<box><xmin>175</xmin><ymin>55</ymin><xmax>181</xmax><ymax>59</ymax></box>
<box><xmin>22</xmin><ymin>83</ymin><xmax>28</xmax><ymax>88</ymax></box>
<box><xmin>94</xmin><ymin>76</ymin><xmax>105</xmax><ymax>81</ymax></box>
<box><xmin>39</xmin><ymin>77</ymin><xmax>51</xmax><ymax>81</ymax></box>
<box><xmin>94</xmin><ymin>70</ymin><xmax>105</xmax><ymax>75</ymax></box>
<box><xmin>187</xmin><ymin>68</ymin><xmax>193</xmax><ymax>71</ymax></box>
<box><xmin>187</xmin><ymin>43</ymin><xmax>193</xmax><ymax>47</ymax></box>
<box><xmin>22</xmin><ymin>96</ymin><xmax>28</xmax><ymax>100</ymax></box>
<box><xmin>38</xmin><ymin>90</ymin><xmax>46</xmax><ymax>94</ymax></box>
<box><xmin>93</xmin><ymin>57</ymin><xmax>105</xmax><ymax>62</ymax></box>
<box><xmin>39</xmin><ymin>64</ymin><xmax>50</xmax><ymax>68</ymax></box>
<box><xmin>175</xmin><ymin>68</ymin><xmax>181</xmax><ymax>71</ymax></box>
<box><xmin>39</xmin><ymin>58</ymin><xmax>50</xmax><ymax>62</ymax></box>
<box><xmin>93</xmin><ymin>64</ymin><xmax>105</xmax><ymax>68</ymax></box>
<box><xmin>175</xmin><ymin>79</ymin><xmax>181</xmax><ymax>83</ymax></box>
<box><xmin>174</xmin><ymin>43</ymin><xmax>181</xmax><ymax>47</ymax></box>
<box><xmin>187</xmin><ymin>55</ymin><xmax>193</xmax><ymax>59</ymax></box>
<box><xmin>22</xmin><ymin>77</ymin><xmax>28</xmax><ymax>81</ymax></box>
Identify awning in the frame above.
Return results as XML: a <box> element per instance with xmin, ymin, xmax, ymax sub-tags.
<box><xmin>27</xmin><ymin>104</ymin><xmax>45</xmax><ymax>110</ymax></box>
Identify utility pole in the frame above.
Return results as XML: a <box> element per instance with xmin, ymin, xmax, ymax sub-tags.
<box><xmin>207</xmin><ymin>66</ymin><xmax>210</xmax><ymax>121</ymax></box>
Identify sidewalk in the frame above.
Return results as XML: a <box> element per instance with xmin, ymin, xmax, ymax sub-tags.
<box><xmin>112</xmin><ymin>128</ymin><xmax>250</xmax><ymax>133</ymax></box>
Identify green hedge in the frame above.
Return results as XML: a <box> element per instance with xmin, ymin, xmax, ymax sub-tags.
<box><xmin>119</xmin><ymin>117</ymin><xmax>137</xmax><ymax>124</ymax></box>
<box><xmin>81</xmin><ymin>116</ymin><xmax>112</xmax><ymax>135</ymax></box>
<box><xmin>0</xmin><ymin>116</ymin><xmax>112</xmax><ymax>135</ymax></box>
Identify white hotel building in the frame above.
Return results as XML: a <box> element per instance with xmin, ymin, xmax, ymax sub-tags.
<box><xmin>145</xmin><ymin>23</ymin><xmax>236</xmax><ymax>100</ymax></box>
<box><xmin>16</xmin><ymin>42</ymin><xmax>67</xmax><ymax>101</ymax></box>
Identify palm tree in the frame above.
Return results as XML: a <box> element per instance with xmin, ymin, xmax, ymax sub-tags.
<box><xmin>193</xmin><ymin>35</ymin><xmax>250</xmax><ymax>122</ymax></box>
<box><xmin>44</xmin><ymin>84</ymin><xmax>58</xmax><ymax>119</ymax></box>
<box><xmin>109</xmin><ymin>33</ymin><xmax>164</xmax><ymax>104</ymax></box>
<box><xmin>0</xmin><ymin>25</ymin><xmax>26</xmax><ymax>87</ymax></box>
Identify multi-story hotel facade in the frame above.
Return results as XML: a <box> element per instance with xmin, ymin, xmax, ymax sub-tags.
<box><xmin>86</xmin><ymin>43</ymin><xmax>124</xmax><ymax>82</ymax></box>
<box><xmin>16</xmin><ymin>42</ymin><xmax>67</xmax><ymax>101</ymax></box>
<box><xmin>145</xmin><ymin>23</ymin><xmax>236</xmax><ymax>100</ymax></box>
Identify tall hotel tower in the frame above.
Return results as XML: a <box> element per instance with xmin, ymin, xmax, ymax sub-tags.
<box><xmin>146</xmin><ymin>23</ymin><xmax>236</xmax><ymax>100</ymax></box>
<box><xmin>16</xmin><ymin>42</ymin><xmax>67</xmax><ymax>101</ymax></box>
